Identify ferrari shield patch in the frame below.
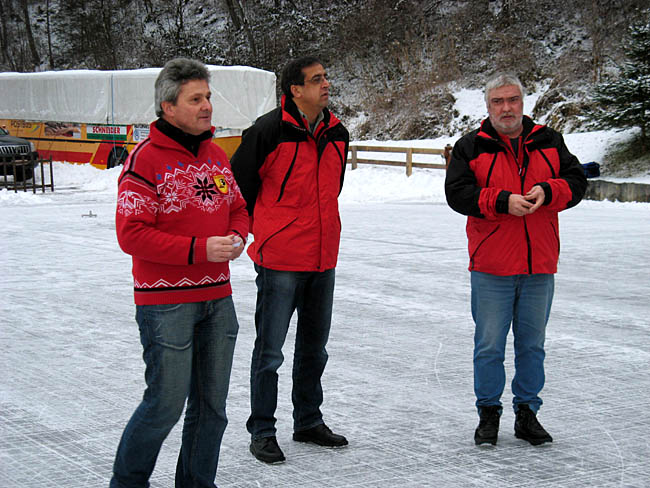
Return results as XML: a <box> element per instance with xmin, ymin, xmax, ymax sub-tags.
<box><xmin>213</xmin><ymin>174</ymin><xmax>229</xmax><ymax>194</ymax></box>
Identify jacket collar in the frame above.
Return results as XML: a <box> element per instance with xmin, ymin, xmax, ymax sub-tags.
<box><xmin>280</xmin><ymin>94</ymin><xmax>338</xmax><ymax>134</ymax></box>
<box><xmin>155</xmin><ymin>118</ymin><xmax>213</xmax><ymax>156</ymax></box>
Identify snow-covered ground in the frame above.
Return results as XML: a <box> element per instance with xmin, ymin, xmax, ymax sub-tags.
<box><xmin>1</xmin><ymin>162</ymin><xmax>649</xmax><ymax>487</ymax></box>
<box><xmin>1</xmin><ymin>92</ymin><xmax>649</xmax><ymax>486</ymax></box>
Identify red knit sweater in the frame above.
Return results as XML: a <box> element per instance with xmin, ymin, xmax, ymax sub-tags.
<box><xmin>116</xmin><ymin>122</ymin><xmax>249</xmax><ymax>305</ymax></box>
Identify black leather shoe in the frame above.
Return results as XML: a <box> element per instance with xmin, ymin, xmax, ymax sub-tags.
<box><xmin>293</xmin><ymin>423</ymin><xmax>348</xmax><ymax>447</ymax></box>
<box><xmin>249</xmin><ymin>436</ymin><xmax>286</xmax><ymax>464</ymax></box>
<box><xmin>514</xmin><ymin>404</ymin><xmax>553</xmax><ymax>445</ymax></box>
<box><xmin>474</xmin><ymin>405</ymin><xmax>500</xmax><ymax>446</ymax></box>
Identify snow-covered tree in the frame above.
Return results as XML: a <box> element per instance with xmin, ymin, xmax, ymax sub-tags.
<box><xmin>590</xmin><ymin>11</ymin><xmax>650</xmax><ymax>151</ymax></box>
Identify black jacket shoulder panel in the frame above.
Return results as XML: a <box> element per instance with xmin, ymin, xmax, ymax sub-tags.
<box><xmin>445</xmin><ymin>128</ymin><xmax>485</xmax><ymax>218</ymax></box>
<box><xmin>231</xmin><ymin>107</ymin><xmax>284</xmax><ymax>215</ymax></box>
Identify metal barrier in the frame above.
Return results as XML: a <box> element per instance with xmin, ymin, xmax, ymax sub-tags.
<box><xmin>1</xmin><ymin>155</ymin><xmax>54</xmax><ymax>193</ymax></box>
<box><xmin>348</xmin><ymin>144</ymin><xmax>454</xmax><ymax>176</ymax></box>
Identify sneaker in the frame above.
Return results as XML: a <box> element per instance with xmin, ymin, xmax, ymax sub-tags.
<box><xmin>474</xmin><ymin>405</ymin><xmax>500</xmax><ymax>446</ymax></box>
<box><xmin>293</xmin><ymin>423</ymin><xmax>348</xmax><ymax>447</ymax></box>
<box><xmin>514</xmin><ymin>404</ymin><xmax>553</xmax><ymax>445</ymax></box>
<box><xmin>249</xmin><ymin>436</ymin><xmax>286</xmax><ymax>464</ymax></box>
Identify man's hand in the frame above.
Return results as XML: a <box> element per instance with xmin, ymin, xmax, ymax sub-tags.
<box><xmin>206</xmin><ymin>235</ymin><xmax>244</xmax><ymax>262</ymax></box>
<box><xmin>508</xmin><ymin>186</ymin><xmax>546</xmax><ymax>216</ymax></box>
<box><xmin>229</xmin><ymin>235</ymin><xmax>245</xmax><ymax>261</ymax></box>
<box><xmin>524</xmin><ymin>185</ymin><xmax>545</xmax><ymax>213</ymax></box>
<box><xmin>508</xmin><ymin>194</ymin><xmax>533</xmax><ymax>216</ymax></box>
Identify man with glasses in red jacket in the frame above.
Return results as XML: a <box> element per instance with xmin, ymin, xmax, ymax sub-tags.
<box><xmin>445</xmin><ymin>72</ymin><xmax>586</xmax><ymax>447</ymax></box>
<box><xmin>231</xmin><ymin>56</ymin><xmax>349</xmax><ymax>464</ymax></box>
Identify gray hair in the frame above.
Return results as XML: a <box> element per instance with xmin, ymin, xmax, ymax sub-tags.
<box><xmin>484</xmin><ymin>72</ymin><xmax>525</xmax><ymax>106</ymax></box>
<box><xmin>155</xmin><ymin>58</ymin><xmax>210</xmax><ymax>117</ymax></box>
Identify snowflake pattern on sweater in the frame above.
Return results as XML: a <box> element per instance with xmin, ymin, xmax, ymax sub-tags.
<box><xmin>156</xmin><ymin>163</ymin><xmax>239</xmax><ymax>214</ymax></box>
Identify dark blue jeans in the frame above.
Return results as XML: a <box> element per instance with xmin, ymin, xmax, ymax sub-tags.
<box><xmin>247</xmin><ymin>264</ymin><xmax>335</xmax><ymax>439</ymax></box>
<box><xmin>110</xmin><ymin>296</ymin><xmax>239</xmax><ymax>488</ymax></box>
<box><xmin>471</xmin><ymin>271</ymin><xmax>554</xmax><ymax>414</ymax></box>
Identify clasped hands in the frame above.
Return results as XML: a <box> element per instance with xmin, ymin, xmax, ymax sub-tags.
<box><xmin>508</xmin><ymin>185</ymin><xmax>545</xmax><ymax>216</ymax></box>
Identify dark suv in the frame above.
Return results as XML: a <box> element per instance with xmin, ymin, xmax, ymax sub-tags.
<box><xmin>0</xmin><ymin>127</ymin><xmax>39</xmax><ymax>181</ymax></box>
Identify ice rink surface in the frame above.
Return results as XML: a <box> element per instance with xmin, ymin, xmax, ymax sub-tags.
<box><xmin>2</xmin><ymin>182</ymin><xmax>649</xmax><ymax>487</ymax></box>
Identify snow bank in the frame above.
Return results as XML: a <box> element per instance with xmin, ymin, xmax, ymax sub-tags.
<box><xmin>340</xmin><ymin>165</ymin><xmax>446</xmax><ymax>204</ymax></box>
<box><xmin>50</xmin><ymin>162</ymin><xmax>121</xmax><ymax>193</ymax></box>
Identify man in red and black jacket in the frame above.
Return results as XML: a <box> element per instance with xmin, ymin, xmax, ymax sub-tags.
<box><xmin>445</xmin><ymin>73</ymin><xmax>586</xmax><ymax>448</ymax></box>
<box><xmin>231</xmin><ymin>56</ymin><xmax>349</xmax><ymax>464</ymax></box>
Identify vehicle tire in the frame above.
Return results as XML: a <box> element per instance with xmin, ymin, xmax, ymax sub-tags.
<box><xmin>107</xmin><ymin>146</ymin><xmax>129</xmax><ymax>169</ymax></box>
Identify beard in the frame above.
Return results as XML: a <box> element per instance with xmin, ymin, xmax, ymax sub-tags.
<box><xmin>490</xmin><ymin>113</ymin><xmax>523</xmax><ymax>137</ymax></box>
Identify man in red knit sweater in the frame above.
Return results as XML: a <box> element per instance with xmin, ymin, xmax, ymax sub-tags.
<box><xmin>111</xmin><ymin>58</ymin><xmax>249</xmax><ymax>488</ymax></box>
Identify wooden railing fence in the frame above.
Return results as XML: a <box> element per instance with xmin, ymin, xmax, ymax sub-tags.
<box><xmin>348</xmin><ymin>144</ymin><xmax>453</xmax><ymax>176</ymax></box>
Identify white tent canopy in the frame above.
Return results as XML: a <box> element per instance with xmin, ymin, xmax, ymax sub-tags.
<box><xmin>0</xmin><ymin>66</ymin><xmax>277</xmax><ymax>135</ymax></box>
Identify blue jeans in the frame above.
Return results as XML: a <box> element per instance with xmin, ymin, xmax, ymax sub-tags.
<box><xmin>247</xmin><ymin>264</ymin><xmax>335</xmax><ymax>439</ymax></box>
<box><xmin>110</xmin><ymin>296</ymin><xmax>239</xmax><ymax>488</ymax></box>
<box><xmin>471</xmin><ymin>271</ymin><xmax>554</xmax><ymax>414</ymax></box>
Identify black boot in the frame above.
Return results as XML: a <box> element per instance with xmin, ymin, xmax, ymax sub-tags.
<box><xmin>249</xmin><ymin>436</ymin><xmax>286</xmax><ymax>463</ymax></box>
<box><xmin>474</xmin><ymin>406</ymin><xmax>500</xmax><ymax>445</ymax></box>
<box><xmin>514</xmin><ymin>404</ymin><xmax>553</xmax><ymax>445</ymax></box>
<box><xmin>293</xmin><ymin>423</ymin><xmax>348</xmax><ymax>447</ymax></box>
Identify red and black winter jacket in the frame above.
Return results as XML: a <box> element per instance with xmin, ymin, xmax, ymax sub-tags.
<box><xmin>231</xmin><ymin>95</ymin><xmax>349</xmax><ymax>272</ymax></box>
<box><xmin>116</xmin><ymin>120</ymin><xmax>249</xmax><ymax>305</ymax></box>
<box><xmin>445</xmin><ymin>116</ymin><xmax>587</xmax><ymax>276</ymax></box>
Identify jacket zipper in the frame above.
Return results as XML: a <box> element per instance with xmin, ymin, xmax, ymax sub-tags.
<box><xmin>524</xmin><ymin>217</ymin><xmax>533</xmax><ymax>274</ymax></box>
<box><xmin>315</xmin><ymin>129</ymin><xmax>327</xmax><ymax>270</ymax></box>
<box><xmin>498</xmin><ymin>136</ymin><xmax>534</xmax><ymax>274</ymax></box>
<box><xmin>519</xmin><ymin>140</ymin><xmax>533</xmax><ymax>274</ymax></box>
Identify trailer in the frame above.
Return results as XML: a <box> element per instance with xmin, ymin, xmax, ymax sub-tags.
<box><xmin>0</xmin><ymin>66</ymin><xmax>276</xmax><ymax>168</ymax></box>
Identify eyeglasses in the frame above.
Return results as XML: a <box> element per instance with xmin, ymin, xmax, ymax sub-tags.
<box><xmin>302</xmin><ymin>74</ymin><xmax>329</xmax><ymax>85</ymax></box>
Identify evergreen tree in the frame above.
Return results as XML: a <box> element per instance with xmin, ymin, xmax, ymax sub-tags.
<box><xmin>591</xmin><ymin>11</ymin><xmax>650</xmax><ymax>152</ymax></box>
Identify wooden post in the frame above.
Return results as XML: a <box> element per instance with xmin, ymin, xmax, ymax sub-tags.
<box><xmin>444</xmin><ymin>144</ymin><xmax>453</xmax><ymax>170</ymax></box>
<box><xmin>406</xmin><ymin>147</ymin><xmax>413</xmax><ymax>177</ymax></box>
<box><xmin>350</xmin><ymin>146</ymin><xmax>358</xmax><ymax>170</ymax></box>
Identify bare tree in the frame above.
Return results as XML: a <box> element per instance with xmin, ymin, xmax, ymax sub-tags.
<box><xmin>98</xmin><ymin>0</ymin><xmax>119</xmax><ymax>69</ymax></box>
<box><xmin>0</xmin><ymin>0</ymin><xmax>12</xmax><ymax>67</ymax></box>
<box><xmin>223</xmin><ymin>0</ymin><xmax>257</xmax><ymax>61</ymax></box>
<box><xmin>223</xmin><ymin>0</ymin><xmax>241</xmax><ymax>29</ymax></box>
<box><xmin>237</xmin><ymin>0</ymin><xmax>257</xmax><ymax>60</ymax></box>
<box><xmin>46</xmin><ymin>0</ymin><xmax>54</xmax><ymax>69</ymax></box>
<box><xmin>585</xmin><ymin>0</ymin><xmax>607</xmax><ymax>82</ymax></box>
<box><xmin>20</xmin><ymin>0</ymin><xmax>40</xmax><ymax>68</ymax></box>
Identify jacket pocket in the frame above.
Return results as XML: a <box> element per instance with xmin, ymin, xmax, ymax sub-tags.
<box><xmin>550</xmin><ymin>220</ymin><xmax>559</xmax><ymax>255</ymax></box>
<box><xmin>469</xmin><ymin>223</ymin><xmax>500</xmax><ymax>270</ymax></box>
<box><xmin>253</xmin><ymin>209</ymin><xmax>299</xmax><ymax>263</ymax></box>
